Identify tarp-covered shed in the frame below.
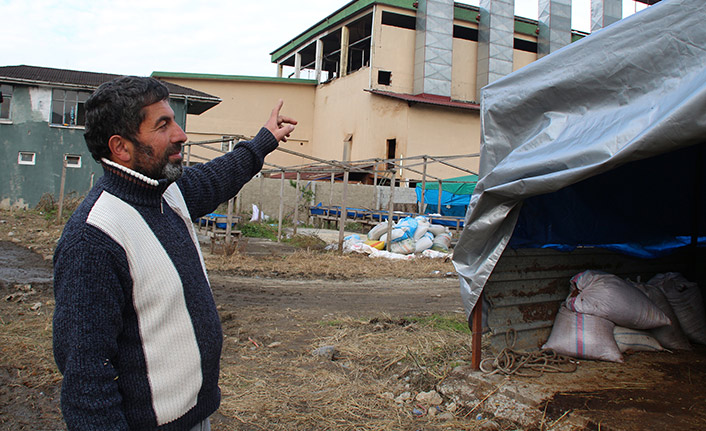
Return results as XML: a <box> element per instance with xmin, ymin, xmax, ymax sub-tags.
<box><xmin>452</xmin><ymin>0</ymin><xmax>706</xmax><ymax>351</ymax></box>
<box><xmin>415</xmin><ymin>175</ymin><xmax>478</xmax><ymax>217</ymax></box>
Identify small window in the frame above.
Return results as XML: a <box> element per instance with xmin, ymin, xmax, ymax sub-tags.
<box><xmin>18</xmin><ymin>152</ymin><xmax>36</xmax><ymax>166</ymax></box>
<box><xmin>65</xmin><ymin>154</ymin><xmax>82</xmax><ymax>168</ymax></box>
<box><xmin>51</xmin><ymin>88</ymin><xmax>91</xmax><ymax>127</ymax></box>
<box><xmin>1</xmin><ymin>84</ymin><xmax>12</xmax><ymax>120</ymax></box>
<box><xmin>378</xmin><ymin>70</ymin><xmax>392</xmax><ymax>86</ymax></box>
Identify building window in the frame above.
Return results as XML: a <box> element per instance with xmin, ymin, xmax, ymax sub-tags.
<box><xmin>378</xmin><ymin>71</ymin><xmax>392</xmax><ymax>86</ymax></box>
<box><xmin>1</xmin><ymin>84</ymin><xmax>12</xmax><ymax>120</ymax></box>
<box><xmin>386</xmin><ymin>138</ymin><xmax>396</xmax><ymax>170</ymax></box>
<box><xmin>51</xmin><ymin>89</ymin><xmax>91</xmax><ymax>127</ymax></box>
<box><xmin>18</xmin><ymin>152</ymin><xmax>36</xmax><ymax>166</ymax></box>
<box><xmin>65</xmin><ymin>154</ymin><xmax>82</xmax><ymax>168</ymax></box>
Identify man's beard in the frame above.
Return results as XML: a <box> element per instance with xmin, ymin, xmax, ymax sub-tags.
<box><xmin>132</xmin><ymin>138</ymin><xmax>183</xmax><ymax>182</ymax></box>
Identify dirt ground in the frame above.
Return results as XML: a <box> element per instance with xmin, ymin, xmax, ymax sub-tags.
<box><xmin>1</xmin><ymin>209</ymin><xmax>705</xmax><ymax>430</ymax></box>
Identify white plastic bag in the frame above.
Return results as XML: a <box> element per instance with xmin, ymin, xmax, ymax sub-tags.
<box><xmin>613</xmin><ymin>326</ymin><xmax>663</xmax><ymax>353</ymax></box>
<box><xmin>648</xmin><ymin>272</ymin><xmax>706</xmax><ymax>345</ymax></box>
<box><xmin>367</xmin><ymin>221</ymin><xmax>389</xmax><ymax>241</ymax></box>
<box><xmin>633</xmin><ymin>281</ymin><xmax>691</xmax><ymax>350</ymax></box>
<box><xmin>543</xmin><ymin>305</ymin><xmax>623</xmax><ymax>363</ymax></box>
<box><xmin>567</xmin><ymin>270</ymin><xmax>670</xmax><ymax>329</ymax></box>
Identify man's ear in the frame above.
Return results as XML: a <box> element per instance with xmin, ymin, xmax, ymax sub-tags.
<box><xmin>108</xmin><ymin>135</ymin><xmax>132</xmax><ymax>165</ymax></box>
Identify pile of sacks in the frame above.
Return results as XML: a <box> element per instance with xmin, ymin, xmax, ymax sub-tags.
<box><xmin>543</xmin><ymin>270</ymin><xmax>706</xmax><ymax>363</ymax></box>
<box><xmin>363</xmin><ymin>216</ymin><xmax>453</xmax><ymax>255</ymax></box>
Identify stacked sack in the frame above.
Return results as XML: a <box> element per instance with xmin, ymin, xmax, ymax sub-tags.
<box><xmin>543</xmin><ymin>270</ymin><xmax>706</xmax><ymax>363</ymax></box>
<box><xmin>365</xmin><ymin>216</ymin><xmax>453</xmax><ymax>255</ymax></box>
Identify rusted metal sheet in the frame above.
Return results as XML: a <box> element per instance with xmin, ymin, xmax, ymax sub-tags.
<box><xmin>484</xmin><ymin>247</ymin><xmax>700</xmax><ymax>352</ymax></box>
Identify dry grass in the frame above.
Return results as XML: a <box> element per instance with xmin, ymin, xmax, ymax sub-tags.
<box><xmin>215</xmin><ymin>314</ymin><xmax>485</xmax><ymax>430</ymax></box>
<box><xmin>206</xmin><ymin>250</ymin><xmax>456</xmax><ymax>280</ymax></box>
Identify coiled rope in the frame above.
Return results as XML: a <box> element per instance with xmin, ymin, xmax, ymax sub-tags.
<box><xmin>479</xmin><ymin>330</ymin><xmax>577</xmax><ymax>377</ymax></box>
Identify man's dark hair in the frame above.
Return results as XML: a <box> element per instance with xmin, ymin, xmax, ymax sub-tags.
<box><xmin>84</xmin><ymin>76</ymin><xmax>170</xmax><ymax>162</ymax></box>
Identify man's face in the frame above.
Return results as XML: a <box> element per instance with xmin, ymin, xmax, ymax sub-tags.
<box><xmin>130</xmin><ymin>100</ymin><xmax>187</xmax><ymax>181</ymax></box>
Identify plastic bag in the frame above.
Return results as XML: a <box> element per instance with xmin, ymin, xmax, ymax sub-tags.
<box><xmin>567</xmin><ymin>270</ymin><xmax>669</xmax><ymax>329</ymax></box>
<box><xmin>543</xmin><ymin>305</ymin><xmax>623</xmax><ymax>363</ymax></box>
<box><xmin>613</xmin><ymin>326</ymin><xmax>663</xmax><ymax>353</ymax></box>
<box><xmin>648</xmin><ymin>272</ymin><xmax>706</xmax><ymax>345</ymax></box>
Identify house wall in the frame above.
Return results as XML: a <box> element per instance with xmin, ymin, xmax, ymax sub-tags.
<box><xmin>0</xmin><ymin>84</ymin><xmax>189</xmax><ymax>209</ymax></box>
<box><xmin>160</xmin><ymin>76</ymin><xmax>316</xmax><ymax>169</ymax></box>
<box><xmin>0</xmin><ymin>86</ymin><xmax>98</xmax><ymax>209</ymax></box>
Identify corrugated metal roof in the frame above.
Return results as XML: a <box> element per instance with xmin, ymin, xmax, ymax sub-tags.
<box><xmin>365</xmin><ymin>88</ymin><xmax>480</xmax><ymax>110</ymax></box>
<box><xmin>0</xmin><ymin>65</ymin><xmax>221</xmax><ymax>114</ymax></box>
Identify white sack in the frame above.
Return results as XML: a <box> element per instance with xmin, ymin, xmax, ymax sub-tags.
<box><xmin>427</xmin><ymin>224</ymin><xmax>447</xmax><ymax>236</ymax></box>
<box><xmin>567</xmin><ymin>270</ymin><xmax>670</xmax><ymax>329</ymax></box>
<box><xmin>390</xmin><ymin>236</ymin><xmax>416</xmax><ymax>255</ymax></box>
<box><xmin>648</xmin><ymin>272</ymin><xmax>706</xmax><ymax>345</ymax></box>
<box><xmin>613</xmin><ymin>326</ymin><xmax>663</xmax><ymax>353</ymax></box>
<box><xmin>414</xmin><ymin>235</ymin><xmax>433</xmax><ymax>253</ymax></box>
<box><xmin>367</xmin><ymin>222</ymin><xmax>388</xmax><ymax>241</ymax></box>
<box><xmin>633</xmin><ymin>281</ymin><xmax>692</xmax><ymax>350</ymax></box>
<box><xmin>543</xmin><ymin>305</ymin><xmax>623</xmax><ymax>363</ymax></box>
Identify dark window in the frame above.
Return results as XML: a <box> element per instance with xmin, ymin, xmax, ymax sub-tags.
<box><xmin>382</xmin><ymin>11</ymin><xmax>416</xmax><ymax>30</ymax></box>
<box><xmin>378</xmin><ymin>70</ymin><xmax>392</xmax><ymax>86</ymax></box>
<box><xmin>51</xmin><ymin>89</ymin><xmax>91</xmax><ymax>126</ymax></box>
<box><xmin>514</xmin><ymin>38</ymin><xmax>538</xmax><ymax>53</ymax></box>
<box><xmin>454</xmin><ymin>25</ymin><xmax>478</xmax><ymax>41</ymax></box>
<box><xmin>386</xmin><ymin>138</ymin><xmax>396</xmax><ymax>170</ymax></box>
<box><xmin>0</xmin><ymin>84</ymin><xmax>12</xmax><ymax>120</ymax></box>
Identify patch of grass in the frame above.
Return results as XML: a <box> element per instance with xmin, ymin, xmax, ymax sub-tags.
<box><xmin>406</xmin><ymin>314</ymin><xmax>470</xmax><ymax>334</ymax></box>
<box><xmin>238</xmin><ymin>221</ymin><xmax>278</xmax><ymax>240</ymax></box>
<box><xmin>284</xmin><ymin>233</ymin><xmax>326</xmax><ymax>250</ymax></box>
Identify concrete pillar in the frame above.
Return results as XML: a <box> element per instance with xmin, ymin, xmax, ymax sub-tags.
<box><xmin>276</xmin><ymin>63</ymin><xmax>283</xmax><ymax>78</ymax></box>
<box><xmin>537</xmin><ymin>0</ymin><xmax>572</xmax><ymax>58</ymax></box>
<box><xmin>476</xmin><ymin>0</ymin><xmax>515</xmax><ymax>99</ymax></box>
<box><xmin>413</xmin><ymin>0</ymin><xmax>454</xmax><ymax>97</ymax></box>
<box><xmin>315</xmin><ymin>39</ymin><xmax>324</xmax><ymax>83</ymax></box>
<box><xmin>294</xmin><ymin>52</ymin><xmax>302</xmax><ymax>79</ymax></box>
<box><xmin>591</xmin><ymin>0</ymin><xmax>621</xmax><ymax>32</ymax></box>
<box><xmin>340</xmin><ymin>26</ymin><xmax>350</xmax><ymax>77</ymax></box>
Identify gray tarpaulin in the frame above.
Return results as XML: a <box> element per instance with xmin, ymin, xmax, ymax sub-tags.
<box><xmin>452</xmin><ymin>0</ymin><xmax>706</xmax><ymax>317</ymax></box>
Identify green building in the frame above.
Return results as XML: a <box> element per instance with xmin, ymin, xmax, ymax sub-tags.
<box><xmin>0</xmin><ymin>65</ymin><xmax>220</xmax><ymax>209</ymax></box>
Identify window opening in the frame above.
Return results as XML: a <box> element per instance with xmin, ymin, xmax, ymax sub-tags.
<box><xmin>51</xmin><ymin>88</ymin><xmax>91</xmax><ymax>126</ymax></box>
<box><xmin>65</xmin><ymin>154</ymin><xmax>82</xmax><ymax>168</ymax></box>
<box><xmin>378</xmin><ymin>70</ymin><xmax>392</xmax><ymax>86</ymax></box>
<box><xmin>386</xmin><ymin>139</ymin><xmax>396</xmax><ymax>170</ymax></box>
<box><xmin>0</xmin><ymin>84</ymin><xmax>12</xmax><ymax>120</ymax></box>
<box><xmin>18</xmin><ymin>152</ymin><xmax>36</xmax><ymax>166</ymax></box>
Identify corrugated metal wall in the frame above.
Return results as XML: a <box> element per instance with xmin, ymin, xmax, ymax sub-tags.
<box><xmin>484</xmin><ymin>247</ymin><xmax>705</xmax><ymax>352</ymax></box>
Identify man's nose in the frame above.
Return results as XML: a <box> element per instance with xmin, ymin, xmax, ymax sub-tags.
<box><xmin>173</xmin><ymin>124</ymin><xmax>188</xmax><ymax>143</ymax></box>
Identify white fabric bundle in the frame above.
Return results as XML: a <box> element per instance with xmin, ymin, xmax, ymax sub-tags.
<box><xmin>567</xmin><ymin>270</ymin><xmax>670</xmax><ymax>329</ymax></box>
<box><xmin>648</xmin><ymin>272</ymin><xmax>706</xmax><ymax>345</ymax></box>
<box><xmin>543</xmin><ymin>305</ymin><xmax>623</xmax><ymax>363</ymax></box>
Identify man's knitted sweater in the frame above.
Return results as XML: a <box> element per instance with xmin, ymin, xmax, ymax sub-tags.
<box><xmin>53</xmin><ymin>128</ymin><xmax>278</xmax><ymax>430</ymax></box>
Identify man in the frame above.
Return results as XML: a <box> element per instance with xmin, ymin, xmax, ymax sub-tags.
<box><xmin>52</xmin><ymin>76</ymin><xmax>296</xmax><ymax>430</ymax></box>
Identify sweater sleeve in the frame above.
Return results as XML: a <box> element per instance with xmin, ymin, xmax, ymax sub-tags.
<box><xmin>53</xmin><ymin>228</ymin><xmax>130</xmax><ymax>431</ymax></box>
<box><xmin>177</xmin><ymin>127</ymin><xmax>279</xmax><ymax>219</ymax></box>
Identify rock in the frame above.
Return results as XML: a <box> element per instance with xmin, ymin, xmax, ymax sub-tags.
<box><xmin>445</xmin><ymin>402</ymin><xmax>458</xmax><ymax>413</ymax></box>
<box><xmin>30</xmin><ymin>302</ymin><xmax>42</xmax><ymax>311</ymax></box>
<box><xmin>439</xmin><ymin>412</ymin><xmax>455</xmax><ymax>420</ymax></box>
<box><xmin>415</xmin><ymin>390</ymin><xmax>443</xmax><ymax>406</ymax></box>
<box><xmin>379</xmin><ymin>392</ymin><xmax>395</xmax><ymax>400</ymax></box>
<box><xmin>395</xmin><ymin>391</ymin><xmax>412</xmax><ymax>404</ymax></box>
<box><xmin>312</xmin><ymin>345</ymin><xmax>337</xmax><ymax>360</ymax></box>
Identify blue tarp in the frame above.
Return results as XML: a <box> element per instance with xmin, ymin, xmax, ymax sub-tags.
<box><xmin>415</xmin><ymin>175</ymin><xmax>478</xmax><ymax>217</ymax></box>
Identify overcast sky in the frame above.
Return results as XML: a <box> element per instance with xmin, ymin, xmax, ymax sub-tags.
<box><xmin>2</xmin><ymin>0</ymin><xmax>648</xmax><ymax>78</ymax></box>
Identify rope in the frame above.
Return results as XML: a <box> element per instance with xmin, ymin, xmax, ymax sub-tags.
<box><xmin>479</xmin><ymin>329</ymin><xmax>577</xmax><ymax>377</ymax></box>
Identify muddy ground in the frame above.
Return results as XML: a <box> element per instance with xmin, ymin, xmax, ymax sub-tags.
<box><xmin>1</xmin><ymin>211</ymin><xmax>705</xmax><ymax>430</ymax></box>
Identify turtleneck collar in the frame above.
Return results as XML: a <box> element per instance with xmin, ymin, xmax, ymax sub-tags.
<box><xmin>100</xmin><ymin>158</ymin><xmax>174</xmax><ymax>208</ymax></box>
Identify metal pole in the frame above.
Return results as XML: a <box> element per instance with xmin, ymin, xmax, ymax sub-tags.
<box><xmin>471</xmin><ymin>291</ymin><xmax>484</xmax><ymax>370</ymax></box>
<box><xmin>225</xmin><ymin>140</ymin><xmax>235</xmax><ymax>245</ymax></box>
<box><xmin>277</xmin><ymin>171</ymin><xmax>285</xmax><ymax>242</ymax></box>
<box><xmin>374</xmin><ymin>162</ymin><xmax>379</xmax><ymax>210</ymax></box>
<box><xmin>420</xmin><ymin>156</ymin><xmax>427</xmax><ymax>214</ymax></box>
<box><xmin>293</xmin><ymin>171</ymin><xmax>301</xmax><ymax>236</ymax></box>
<box><xmin>258</xmin><ymin>175</ymin><xmax>264</xmax><ymax>222</ymax></box>
<box><xmin>437</xmin><ymin>180</ymin><xmax>443</xmax><ymax>215</ymax></box>
<box><xmin>386</xmin><ymin>171</ymin><xmax>396</xmax><ymax>252</ymax></box>
<box><xmin>337</xmin><ymin>169</ymin><xmax>349</xmax><ymax>254</ymax></box>
<box><xmin>329</xmin><ymin>172</ymin><xmax>335</xmax><ymax>217</ymax></box>
<box><xmin>56</xmin><ymin>157</ymin><xmax>67</xmax><ymax>223</ymax></box>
